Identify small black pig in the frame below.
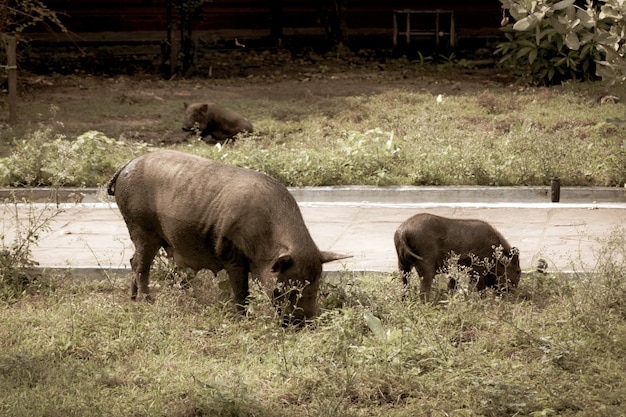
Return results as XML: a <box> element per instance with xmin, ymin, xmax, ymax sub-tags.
<box><xmin>394</xmin><ymin>213</ymin><xmax>521</xmax><ymax>299</ymax></box>
<box><xmin>182</xmin><ymin>102</ymin><xmax>253</xmax><ymax>143</ymax></box>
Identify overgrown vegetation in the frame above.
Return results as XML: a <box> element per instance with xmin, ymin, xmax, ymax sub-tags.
<box><xmin>0</xmin><ymin>228</ymin><xmax>624</xmax><ymax>416</ymax></box>
<box><xmin>1</xmin><ymin>73</ymin><xmax>624</xmax><ymax>187</ymax></box>
<box><xmin>0</xmin><ymin>120</ymin><xmax>152</xmax><ymax>187</ymax></box>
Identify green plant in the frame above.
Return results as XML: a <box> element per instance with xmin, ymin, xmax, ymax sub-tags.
<box><xmin>0</xmin><ymin>195</ymin><xmax>61</xmax><ymax>300</ymax></box>
<box><xmin>567</xmin><ymin>227</ymin><xmax>626</xmax><ymax>324</ymax></box>
<box><xmin>150</xmin><ymin>250</ymin><xmax>197</xmax><ymax>290</ymax></box>
<box><xmin>496</xmin><ymin>0</ymin><xmax>603</xmax><ymax>84</ymax></box>
<box><xmin>415</xmin><ymin>51</ymin><xmax>433</xmax><ymax>65</ymax></box>
<box><xmin>189</xmin><ymin>128</ymin><xmax>404</xmax><ymax>187</ymax></box>
<box><xmin>436</xmin><ymin>52</ymin><xmax>458</xmax><ymax>69</ymax></box>
<box><xmin>498</xmin><ymin>0</ymin><xmax>626</xmax><ymax>95</ymax></box>
<box><xmin>333</xmin><ymin>129</ymin><xmax>403</xmax><ymax>185</ymax></box>
<box><xmin>592</xmin><ymin>0</ymin><xmax>626</xmax><ymax>100</ymax></box>
<box><xmin>0</xmin><ymin>124</ymin><xmax>152</xmax><ymax>187</ymax></box>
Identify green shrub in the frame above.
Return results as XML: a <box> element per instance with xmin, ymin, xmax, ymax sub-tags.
<box><xmin>498</xmin><ymin>0</ymin><xmax>626</xmax><ymax>96</ymax></box>
<box><xmin>496</xmin><ymin>0</ymin><xmax>603</xmax><ymax>84</ymax></box>
<box><xmin>593</xmin><ymin>0</ymin><xmax>626</xmax><ymax>100</ymax></box>
<box><xmin>0</xmin><ymin>127</ymin><xmax>152</xmax><ymax>187</ymax></box>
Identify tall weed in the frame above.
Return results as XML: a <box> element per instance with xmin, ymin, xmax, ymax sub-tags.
<box><xmin>0</xmin><ymin>196</ymin><xmax>62</xmax><ymax>300</ymax></box>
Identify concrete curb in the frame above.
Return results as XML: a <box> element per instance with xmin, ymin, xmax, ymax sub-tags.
<box><xmin>2</xmin><ymin>185</ymin><xmax>626</xmax><ymax>204</ymax></box>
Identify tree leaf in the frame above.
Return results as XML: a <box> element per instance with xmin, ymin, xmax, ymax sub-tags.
<box><xmin>565</xmin><ymin>32</ymin><xmax>580</xmax><ymax>50</ymax></box>
<box><xmin>514</xmin><ymin>13</ymin><xmax>541</xmax><ymax>32</ymax></box>
<box><xmin>599</xmin><ymin>5</ymin><xmax>622</xmax><ymax>20</ymax></box>
<box><xmin>552</xmin><ymin>0</ymin><xmax>575</xmax><ymax>11</ymax></box>
<box><xmin>517</xmin><ymin>46</ymin><xmax>534</xmax><ymax>59</ymax></box>
<box><xmin>577</xmin><ymin>9</ymin><xmax>595</xmax><ymax>29</ymax></box>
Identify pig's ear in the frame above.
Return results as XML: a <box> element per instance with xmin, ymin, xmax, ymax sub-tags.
<box><xmin>272</xmin><ymin>254</ymin><xmax>294</xmax><ymax>273</ymax></box>
<box><xmin>320</xmin><ymin>251</ymin><xmax>352</xmax><ymax>264</ymax></box>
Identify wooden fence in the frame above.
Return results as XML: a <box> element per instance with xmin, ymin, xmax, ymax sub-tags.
<box><xmin>28</xmin><ymin>0</ymin><xmax>504</xmax><ymax>42</ymax></box>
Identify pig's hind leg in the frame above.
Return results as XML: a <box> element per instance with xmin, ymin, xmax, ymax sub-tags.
<box><xmin>398</xmin><ymin>259</ymin><xmax>414</xmax><ymax>286</ymax></box>
<box><xmin>414</xmin><ymin>262</ymin><xmax>437</xmax><ymax>302</ymax></box>
<box><xmin>128</xmin><ymin>230</ymin><xmax>162</xmax><ymax>302</ymax></box>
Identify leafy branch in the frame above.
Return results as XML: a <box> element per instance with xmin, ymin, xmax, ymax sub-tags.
<box><xmin>0</xmin><ymin>0</ymin><xmax>67</xmax><ymax>35</ymax></box>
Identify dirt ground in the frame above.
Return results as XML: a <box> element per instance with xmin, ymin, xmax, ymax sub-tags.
<box><xmin>1</xmin><ymin>48</ymin><xmax>516</xmax><ymax>146</ymax></box>
<box><xmin>67</xmin><ymin>47</ymin><xmax>512</xmax><ymax>87</ymax></box>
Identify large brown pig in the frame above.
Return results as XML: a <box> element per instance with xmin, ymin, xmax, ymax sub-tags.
<box><xmin>394</xmin><ymin>213</ymin><xmax>520</xmax><ymax>299</ymax></box>
<box><xmin>182</xmin><ymin>102</ymin><xmax>253</xmax><ymax>144</ymax></box>
<box><xmin>107</xmin><ymin>150</ymin><xmax>348</xmax><ymax>322</ymax></box>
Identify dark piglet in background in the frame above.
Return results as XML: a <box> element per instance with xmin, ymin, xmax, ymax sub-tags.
<box><xmin>182</xmin><ymin>102</ymin><xmax>253</xmax><ymax>143</ymax></box>
<box><xmin>107</xmin><ymin>150</ymin><xmax>348</xmax><ymax>323</ymax></box>
<box><xmin>394</xmin><ymin>213</ymin><xmax>521</xmax><ymax>299</ymax></box>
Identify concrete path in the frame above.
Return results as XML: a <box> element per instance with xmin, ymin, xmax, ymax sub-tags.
<box><xmin>2</xmin><ymin>186</ymin><xmax>624</xmax><ymax>274</ymax></box>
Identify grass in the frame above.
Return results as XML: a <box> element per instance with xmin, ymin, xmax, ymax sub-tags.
<box><xmin>0</xmin><ymin>59</ymin><xmax>625</xmax><ymax>187</ymax></box>
<box><xmin>0</xmin><ymin>228</ymin><xmax>625</xmax><ymax>417</ymax></box>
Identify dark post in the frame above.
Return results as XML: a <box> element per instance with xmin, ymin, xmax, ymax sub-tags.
<box><xmin>269</xmin><ymin>0</ymin><xmax>283</xmax><ymax>45</ymax></box>
<box><xmin>7</xmin><ymin>35</ymin><xmax>17</xmax><ymax>125</ymax></box>
<box><xmin>164</xmin><ymin>1</ymin><xmax>174</xmax><ymax>79</ymax></box>
<box><xmin>550</xmin><ymin>177</ymin><xmax>560</xmax><ymax>202</ymax></box>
